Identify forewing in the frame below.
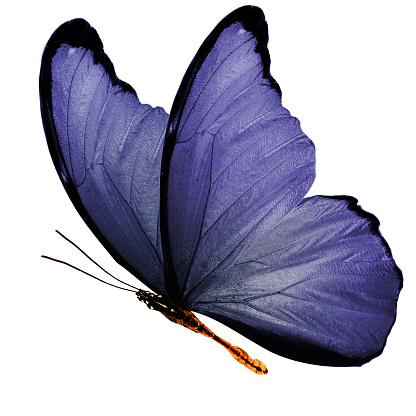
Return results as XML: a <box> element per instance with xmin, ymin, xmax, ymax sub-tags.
<box><xmin>193</xmin><ymin>196</ymin><xmax>402</xmax><ymax>366</ymax></box>
<box><xmin>40</xmin><ymin>19</ymin><xmax>169</xmax><ymax>295</ymax></box>
<box><xmin>161</xmin><ymin>6</ymin><xmax>315</xmax><ymax>303</ymax></box>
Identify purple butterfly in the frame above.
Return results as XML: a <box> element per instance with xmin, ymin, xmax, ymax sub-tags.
<box><xmin>39</xmin><ymin>6</ymin><xmax>402</xmax><ymax>372</ymax></box>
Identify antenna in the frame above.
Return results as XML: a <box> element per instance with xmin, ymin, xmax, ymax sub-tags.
<box><xmin>42</xmin><ymin>230</ymin><xmax>139</xmax><ymax>293</ymax></box>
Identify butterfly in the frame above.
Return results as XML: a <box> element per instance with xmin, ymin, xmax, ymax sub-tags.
<box><xmin>39</xmin><ymin>5</ymin><xmax>402</xmax><ymax>373</ymax></box>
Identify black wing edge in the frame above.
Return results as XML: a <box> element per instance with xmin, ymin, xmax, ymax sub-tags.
<box><xmin>197</xmin><ymin>195</ymin><xmax>403</xmax><ymax>366</ymax></box>
<box><xmin>321</xmin><ymin>195</ymin><xmax>403</xmax><ymax>266</ymax></box>
<box><xmin>159</xmin><ymin>5</ymin><xmax>280</xmax><ymax>302</ymax></box>
<box><xmin>39</xmin><ymin>19</ymin><xmax>157</xmax><ymax>289</ymax></box>
<box><xmin>311</xmin><ymin>196</ymin><xmax>403</xmax><ymax>362</ymax></box>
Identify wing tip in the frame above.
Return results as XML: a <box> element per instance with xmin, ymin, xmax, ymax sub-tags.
<box><xmin>40</xmin><ymin>18</ymin><xmax>137</xmax><ymax>98</ymax></box>
<box><xmin>222</xmin><ymin>5</ymin><xmax>266</xmax><ymax>29</ymax></box>
<box><xmin>225</xmin><ymin>6</ymin><xmax>283</xmax><ymax>96</ymax></box>
<box><xmin>42</xmin><ymin>18</ymin><xmax>101</xmax><ymax>59</ymax></box>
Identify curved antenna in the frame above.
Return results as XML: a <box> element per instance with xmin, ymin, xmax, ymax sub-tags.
<box><xmin>54</xmin><ymin>230</ymin><xmax>139</xmax><ymax>291</ymax></box>
<box><xmin>41</xmin><ymin>255</ymin><xmax>137</xmax><ymax>293</ymax></box>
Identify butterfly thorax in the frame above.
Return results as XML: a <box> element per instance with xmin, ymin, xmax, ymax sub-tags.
<box><xmin>136</xmin><ymin>289</ymin><xmax>199</xmax><ymax>329</ymax></box>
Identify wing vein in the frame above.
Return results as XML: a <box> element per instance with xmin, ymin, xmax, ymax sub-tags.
<box><xmin>185</xmin><ymin>172</ymin><xmax>315</xmax><ymax>304</ymax></box>
<box><xmin>67</xmin><ymin>48</ymin><xmax>88</xmax><ymax>181</ymax></box>
<box><xmin>202</xmin><ymin>142</ymin><xmax>312</xmax><ymax>237</ymax></box>
<box><xmin>177</xmin><ymin>35</ymin><xmax>255</xmax><ymax>139</ymax></box>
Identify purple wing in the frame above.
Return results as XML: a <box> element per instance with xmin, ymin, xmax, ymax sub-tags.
<box><xmin>193</xmin><ymin>196</ymin><xmax>402</xmax><ymax>366</ymax></box>
<box><xmin>40</xmin><ymin>19</ymin><xmax>169</xmax><ymax>295</ymax></box>
<box><xmin>161</xmin><ymin>6</ymin><xmax>315</xmax><ymax>303</ymax></box>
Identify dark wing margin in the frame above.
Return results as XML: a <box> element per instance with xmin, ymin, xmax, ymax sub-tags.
<box><xmin>40</xmin><ymin>19</ymin><xmax>169</xmax><ymax>295</ymax></box>
<box><xmin>161</xmin><ymin>6</ymin><xmax>315</xmax><ymax>303</ymax></box>
<box><xmin>193</xmin><ymin>196</ymin><xmax>402</xmax><ymax>366</ymax></box>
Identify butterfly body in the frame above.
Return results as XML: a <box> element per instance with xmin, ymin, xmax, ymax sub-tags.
<box><xmin>136</xmin><ymin>288</ymin><xmax>267</xmax><ymax>374</ymax></box>
<box><xmin>40</xmin><ymin>6</ymin><xmax>402</xmax><ymax>371</ymax></box>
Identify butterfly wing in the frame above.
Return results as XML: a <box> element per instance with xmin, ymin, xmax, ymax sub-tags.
<box><xmin>40</xmin><ymin>19</ymin><xmax>169</xmax><ymax>295</ymax></box>
<box><xmin>161</xmin><ymin>6</ymin><xmax>401</xmax><ymax>366</ymax></box>
<box><xmin>161</xmin><ymin>6</ymin><xmax>315</xmax><ymax>303</ymax></box>
<box><xmin>192</xmin><ymin>196</ymin><xmax>402</xmax><ymax>366</ymax></box>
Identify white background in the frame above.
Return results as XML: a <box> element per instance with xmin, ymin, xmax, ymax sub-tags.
<box><xmin>1</xmin><ymin>0</ymin><xmax>414</xmax><ymax>415</ymax></box>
